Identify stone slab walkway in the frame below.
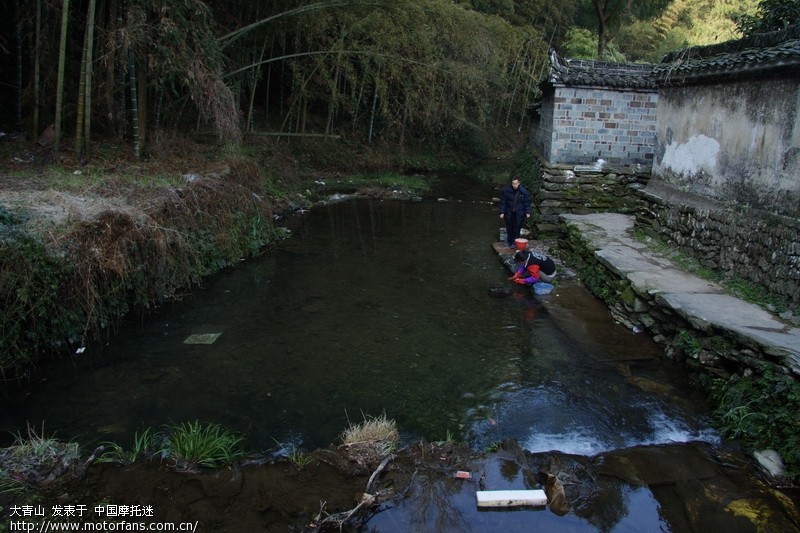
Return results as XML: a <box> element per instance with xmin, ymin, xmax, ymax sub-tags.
<box><xmin>560</xmin><ymin>213</ymin><xmax>800</xmax><ymax>375</ymax></box>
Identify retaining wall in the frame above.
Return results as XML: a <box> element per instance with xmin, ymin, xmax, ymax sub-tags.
<box><xmin>560</xmin><ymin>219</ymin><xmax>799</xmax><ymax>380</ymax></box>
<box><xmin>636</xmin><ymin>179</ymin><xmax>800</xmax><ymax>309</ymax></box>
<box><xmin>535</xmin><ymin>159</ymin><xmax>650</xmax><ymax>234</ymax></box>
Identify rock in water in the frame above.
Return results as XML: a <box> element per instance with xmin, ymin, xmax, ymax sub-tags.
<box><xmin>487</xmin><ymin>287</ymin><xmax>514</xmax><ymax>298</ymax></box>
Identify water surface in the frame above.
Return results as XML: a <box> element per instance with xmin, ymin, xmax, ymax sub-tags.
<box><xmin>1</xmin><ymin>181</ymin><xmax>714</xmax><ymax>457</ymax></box>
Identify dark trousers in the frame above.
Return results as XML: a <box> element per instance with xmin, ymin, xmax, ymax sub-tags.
<box><xmin>505</xmin><ymin>212</ymin><xmax>524</xmax><ymax>246</ymax></box>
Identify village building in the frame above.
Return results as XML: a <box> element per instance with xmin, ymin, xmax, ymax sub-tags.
<box><xmin>529</xmin><ymin>25</ymin><xmax>800</xmax><ymax>311</ymax></box>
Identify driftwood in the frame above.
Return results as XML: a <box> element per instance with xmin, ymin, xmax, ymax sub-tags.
<box><xmin>309</xmin><ymin>454</ymin><xmax>395</xmax><ymax>531</ymax></box>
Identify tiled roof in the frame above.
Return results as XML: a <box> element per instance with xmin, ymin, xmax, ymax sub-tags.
<box><xmin>654</xmin><ymin>24</ymin><xmax>800</xmax><ymax>85</ymax></box>
<box><xmin>544</xmin><ymin>49</ymin><xmax>657</xmax><ymax>90</ymax></box>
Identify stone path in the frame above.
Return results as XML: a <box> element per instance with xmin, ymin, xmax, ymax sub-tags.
<box><xmin>559</xmin><ymin>213</ymin><xmax>800</xmax><ymax>375</ymax></box>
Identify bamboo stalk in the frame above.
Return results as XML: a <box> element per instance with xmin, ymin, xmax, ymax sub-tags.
<box><xmin>32</xmin><ymin>0</ymin><xmax>42</xmax><ymax>138</ymax></box>
<box><xmin>247</xmin><ymin>36</ymin><xmax>269</xmax><ymax>132</ymax></box>
<box><xmin>54</xmin><ymin>0</ymin><xmax>71</xmax><ymax>157</ymax></box>
<box><xmin>83</xmin><ymin>0</ymin><xmax>97</xmax><ymax>158</ymax></box>
<box><xmin>75</xmin><ymin>34</ymin><xmax>88</xmax><ymax>159</ymax></box>
<box><xmin>129</xmin><ymin>51</ymin><xmax>140</xmax><ymax>158</ymax></box>
<box><xmin>14</xmin><ymin>0</ymin><xmax>23</xmax><ymax>131</ymax></box>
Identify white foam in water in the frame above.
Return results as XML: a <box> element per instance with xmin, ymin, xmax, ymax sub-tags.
<box><xmin>522</xmin><ymin>409</ymin><xmax>719</xmax><ymax>456</ymax></box>
<box><xmin>524</xmin><ymin>427</ymin><xmax>610</xmax><ymax>456</ymax></box>
<box><xmin>639</xmin><ymin>410</ymin><xmax>720</xmax><ymax>447</ymax></box>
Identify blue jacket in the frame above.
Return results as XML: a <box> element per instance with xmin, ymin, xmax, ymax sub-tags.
<box><xmin>499</xmin><ymin>184</ymin><xmax>531</xmax><ymax>218</ymax></box>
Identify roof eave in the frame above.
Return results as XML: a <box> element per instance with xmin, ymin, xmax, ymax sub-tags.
<box><xmin>655</xmin><ymin>57</ymin><xmax>800</xmax><ymax>86</ymax></box>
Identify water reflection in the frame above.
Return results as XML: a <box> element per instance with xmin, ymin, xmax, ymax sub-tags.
<box><xmin>2</xmin><ymin>196</ymin><xmax>714</xmax><ymax>459</ymax></box>
<box><xmin>3</xmin><ymin>187</ymin><xmax>795</xmax><ymax>531</ymax></box>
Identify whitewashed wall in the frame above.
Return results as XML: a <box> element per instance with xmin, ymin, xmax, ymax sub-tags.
<box><xmin>653</xmin><ymin>78</ymin><xmax>800</xmax><ymax>217</ymax></box>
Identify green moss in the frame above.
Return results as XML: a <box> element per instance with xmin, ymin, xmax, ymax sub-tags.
<box><xmin>620</xmin><ymin>286</ymin><xmax>636</xmax><ymax>306</ymax></box>
<box><xmin>727</xmin><ymin>276</ymin><xmax>790</xmax><ymax>314</ymax></box>
<box><xmin>675</xmin><ymin>329</ymin><xmax>702</xmax><ymax>357</ymax></box>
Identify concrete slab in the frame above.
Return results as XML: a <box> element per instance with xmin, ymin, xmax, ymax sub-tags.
<box><xmin>660</xmin><ymin>293</ymin><xmax>800</xmax><ymax>364</ymax></box>
<box><xmin>597</xmin><ymin>246</ymin><xmax>723</xmax><ymax>295</ymax></box>
<box><xmin>184</xmin><ymin>333</ymin><xmax>222</xmax><ymax>345</ymax></box>
<box><xmin>476</xmin><ymin>489</ymin><xmax>547</xmax><ymax>508</ymax></box>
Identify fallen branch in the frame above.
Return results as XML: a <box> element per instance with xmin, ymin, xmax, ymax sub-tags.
<box><xmin>310</xmin><ymin>453</ymin><xmax>395</xmax><ymax>531</ymax></box>
<box><xmin>366</xmin><ymin>454</ymin><xmax>394</xmax><ymax>493</ymax></box>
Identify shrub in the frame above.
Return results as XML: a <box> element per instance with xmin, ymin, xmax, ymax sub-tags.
<box><xmin>710</xmin><ymin>371</ymin><xmax>800</xmax><ymax>476</ymax></box>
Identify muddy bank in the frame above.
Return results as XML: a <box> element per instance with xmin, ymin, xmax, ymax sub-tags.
<box><xmin>6</xmin><ymin>439</ymin><xmax>799</xmax><ymax>532</ymax></box>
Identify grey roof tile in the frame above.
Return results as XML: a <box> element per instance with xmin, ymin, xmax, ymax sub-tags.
<box><xmin>542</xmin><ymin>25</ymin><xmax>800</xmax><ymax>91</ymax></box>
<box><xmin>654</xmin><ymin>25</ymin><xmax>800</xmax><ymax>85</ymax></box>
<box><xmin>544</xmin><ymin>50</ymin><xmax>657</xmax><ymax>91</ymax></box>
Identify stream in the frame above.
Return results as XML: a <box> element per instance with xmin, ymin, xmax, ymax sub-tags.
<box><xmin>2</xmin><ymin>174</ymin><xmax>797</xmax><ymax>531</ymax></box>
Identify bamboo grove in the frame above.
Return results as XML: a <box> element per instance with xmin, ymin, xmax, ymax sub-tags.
<box><xmin>1</xmin><ymin>0</ymin><xmax>580</xmax><ymax>160</ymax></box>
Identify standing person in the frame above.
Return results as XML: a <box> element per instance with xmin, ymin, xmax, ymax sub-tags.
<box><xmin>509</xmin><ymin>249</ymin><xmax>557</xmax><ymax>285</ymax></box>
<box><xmin>499</xmin><ymin>177</ymin><xmax>531</xmax><ymax>248</ymax></box>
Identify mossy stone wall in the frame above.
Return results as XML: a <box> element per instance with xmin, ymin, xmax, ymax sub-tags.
<box><xmin>562</xmin><ymin>223</ymin><xmax>795</xmax><ymax>378</ymax></box>
<box><xmin>535</xmin><ymin>160</ymin><xmax>650</xmax><ymax>235</ymax></box>
<box><xmin>636</xmin><ymin>179</ymin><xmax>800</xmax><ymax>309</ymax></box>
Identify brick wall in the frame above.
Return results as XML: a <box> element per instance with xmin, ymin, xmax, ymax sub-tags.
<box><xmin>533</xmin><ymin>87</ymin><xmax>658</xmax><ymax>167</ymax></box>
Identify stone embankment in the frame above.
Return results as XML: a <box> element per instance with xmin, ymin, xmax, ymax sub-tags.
<box><xmin>559</xmin><ymin>212</ymin><xmax>800</xmax><ymax>379</ymax></box>
<box><xmin>637</xmin><ymin>178</ymin><xmax>800</xmax><ymax>309</ymax></box>
<box><xmin>536</xmin><ymin>160</ymin><xmax>649</xmax><ymax>234</ymax></box>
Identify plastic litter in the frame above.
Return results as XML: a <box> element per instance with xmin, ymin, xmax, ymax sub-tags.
<box><xmin>455</xmin><ymin>471</ymin><xmax>471</xmax><ymax>479</ymax></box>
<box><xmin>476</xmin><ymin>489</ymin><xmax>547</xmax><ymax>508</ymax></box>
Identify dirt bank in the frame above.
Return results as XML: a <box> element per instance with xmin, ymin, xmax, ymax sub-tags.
<box><xmin>4</xmin><ymin>439</ymin><xmax>800</xmax><ymax>532</ymax></box>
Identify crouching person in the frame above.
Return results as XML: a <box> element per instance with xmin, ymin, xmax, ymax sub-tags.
<box><xmin>509</xmin><ymin>250</ymin><xmax>557</xmax><ymax>285</ymax></box>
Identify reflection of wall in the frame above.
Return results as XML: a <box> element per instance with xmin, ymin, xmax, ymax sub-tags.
<box><xmin>654</xmin><ymin>78</ymin><xmax>800</xmax><ymax>218</ymax></box>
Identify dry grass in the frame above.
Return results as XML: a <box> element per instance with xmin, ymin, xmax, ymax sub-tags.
<box><xmin>340</xmin><ymin>413</ymin><xmax>400</xmax><ymax>446</ymax></box>
<box><xmin>337</xmin><ymin>413</ymin><xmax>400</xmax><ymax>473</ymax></box>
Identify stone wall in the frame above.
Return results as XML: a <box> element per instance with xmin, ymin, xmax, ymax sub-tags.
<box><xmin>531</xmin><ymin>86</ymin><xmax>658</xmax><ymax>166</ymax></box>
<box><xmin>535</xmin><ymin>157</ymin><xmax>650</xmax><ymax>234</ymax></box>
<box><xmin>560</xmin><ymin>223</ymin><xmax>795</xmax><ymax>379</ymax></box>
<box><xmin>635</xmin><ymin>179</ymin><xmax>800</xmax><ymax>309</ymax></box>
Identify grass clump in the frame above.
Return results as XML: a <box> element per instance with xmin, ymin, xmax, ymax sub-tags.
<box><xmin>271</xmin><ymin>437</ymin><xmax>317</xmax><ymax>469</ymax></box>
<box><xmin>98</xmin><ymin>428</ymin><xmax>162</xmax><ymax>464</ymax></box>
<box><xmin>341</xmin><ymin>413</ymin><xmax>400</xmax><ymax>447</ymax></box>
<box><xmin>0</xmin><ymin>425</ymin><xmax>80</xmax><ymax>484</ymax></box>
<box><xmin>162</xmin><ymin>421</ymin><xmax>245</xmax><ymax>470</ymax></box>
<box><xmin>97</xmin><ymin>422</ymin><xmax>250</xmax><ymax>471</ymax></box>
<box><xmin>339</xmin><ymin>413</ymin><xmax>400</xmax><ymax>474</ymax></box>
